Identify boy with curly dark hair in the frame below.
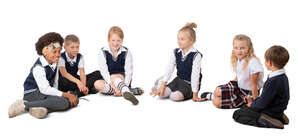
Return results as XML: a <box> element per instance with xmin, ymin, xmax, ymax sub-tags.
<box><xmin>8</xmin><ymin>32</ymin><xmax>78</xmax><ymax>119</ymax></box>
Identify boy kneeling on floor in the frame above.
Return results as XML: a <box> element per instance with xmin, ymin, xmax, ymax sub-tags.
<box><xmin>233</xmin><ymin>45</ymin><xmax>290</xmax><ymax>129</ymax></box>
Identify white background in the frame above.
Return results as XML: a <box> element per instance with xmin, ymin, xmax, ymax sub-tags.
<box><xmin>0</xmin><ymin>0</ymin><xmax>299</xmax><ymax>139</ymax></box>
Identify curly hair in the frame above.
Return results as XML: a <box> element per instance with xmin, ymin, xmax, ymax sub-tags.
<box><xmin>35</xmin><ymin>32</ymin><xmax>64</xmax><ymax>55</ymax></box>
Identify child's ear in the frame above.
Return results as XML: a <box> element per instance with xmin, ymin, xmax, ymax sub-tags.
<box><xmin>42</xmin><ymin>46</ymin><xmax>49</xmax><ymax>56</ymax></box>
<box><xmin>269</xmin><ymin>61</ymin><xmax>274</xmax><ymax>67</ymax></box>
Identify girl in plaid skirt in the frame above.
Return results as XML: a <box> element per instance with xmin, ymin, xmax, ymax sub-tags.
<box><xmin>200</xmin><ymin>34</ymin><xmax>264</xmax><ymax>109</ymax></box>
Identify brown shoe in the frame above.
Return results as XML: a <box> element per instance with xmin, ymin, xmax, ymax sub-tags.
<box><xmin>123</xmin><ymin>92</ymin><xmax>139</xmax><ymax>105</ymax></box>
<box><xmin>282</xmin><ymin>113</ymin><xmax>289</xmax><ymax>125</ymax></box>
<box><xmin>258</xmin><ymin>113</ymin><xmax>284</xmax><ymax>129</ymax></box>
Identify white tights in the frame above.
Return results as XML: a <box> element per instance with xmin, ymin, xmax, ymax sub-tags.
<box><xmin>160</xmin><ymin>87</ymin><xmax>184</xmax><ymax>101</ymax></box>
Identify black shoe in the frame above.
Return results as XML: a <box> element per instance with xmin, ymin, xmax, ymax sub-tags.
<box><xmin>258</xmin><ymin>113</ymin><xmax>284</xmax><ymax>129</ymax></box>
<box><xmin>89</xmin><ymin>87</ymin><xmax>99</xmax><ymax>94</ymax></box>
<box><xmin>69</xmin><ymin>90</ymin><xmax>85</xmax><ymax>98</ymax></box>
<box><xmin>123</xmin><ymin>92</ymin><xmax>139</xmax><ymax>105</ymax></box>
<box><xmin>200</xmin><ymin>92</ymin><xmax>212</xmax><ymax>100</ymax></box>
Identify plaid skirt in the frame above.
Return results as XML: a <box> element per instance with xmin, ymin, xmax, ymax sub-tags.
<box><xmin>218</xmin><ymin>81</ymin><xmax>251</xmax><ymax>109</ymax></box>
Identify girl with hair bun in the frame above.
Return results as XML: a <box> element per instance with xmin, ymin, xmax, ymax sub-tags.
<box><xmin>151</xmin><ymin>22</ymin><xmax>204</xmax><ymax>102</ymax></box>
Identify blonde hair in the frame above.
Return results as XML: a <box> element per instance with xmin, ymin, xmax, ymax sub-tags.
<box><xmin>65</xmin><ymin>34</ymin><xmax>80</xmax><ymax>46</ymax></box>
<box><xmin>179</xmin><ymin>22</ymin><xmax>197</xmax><ymax>42</ymax></box>
<box><xmin>108</xmin><ymin>26</ymin><xmax>124</xmax><ymax>40</ymax></box>
<box><xmin>231</xmin><ymin>34</ymin><xmax>259</xmax><ymax>71</ymax></box>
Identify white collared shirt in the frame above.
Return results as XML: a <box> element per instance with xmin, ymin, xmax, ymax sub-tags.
<box><xmin>162</xmin><ymin>47</ymin><xmax>202</xmax><ymax>93</ymax></box>
<box><xmin>268</xmin><ymin>69</ymin><xmax>285</xmax><ymax>78</ymax></box>
<box><xmin>32</xmin><ymin>56</ymin><xmax>62</xmax><ymax>96</ymax></box>
<box><xmin>58</xmin><ymin>52</ymin><xmax>84</xmax><ymax>69</ymax></box>
<box><xmin>98</xmin><ymin>46</ymin><xmax>133</xmax><ymax>86</ymax></box>
<box><xmin>236</xmin><ymin>57</ymin><xmax>264</xmax><ymax>90</ymax></box>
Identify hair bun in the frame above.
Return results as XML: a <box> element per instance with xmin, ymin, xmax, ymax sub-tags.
<box><xmin>185</xmin><ymin>22</ymin><xmax>197</xmax><ymax>29</ymax></box>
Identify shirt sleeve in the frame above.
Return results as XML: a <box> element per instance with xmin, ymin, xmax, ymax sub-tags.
<box><xmin>98</xmin><ymin>50</ymin><xmax>112</xmax><ymax>84</ymax></box>
<box><xmin>78</xmin><ymin>55</ymin><xmax>84</xmax><ymax>68</ymax></box>
<box><xmin>250</xmin><ymin>79</ymin><xmax>278</xmax><ymax>112</ymax></box>
<box><xmin>32</xmin><ymin>65</ymin><xmax>62</xmax><ymax>96</ymax></box>
<box><xmin>58</xmin><ymin>57</ymin><xmax>65</xmax><ymax>67</ymax></box>
<box><xmin>124</xmin><ymin>50</ymin><xmax>133</xmax><ymax>86</ymax></box>
<box><xmin>249</xmin><ymin>58</ymin><xmax>264</xmax><ymax>75</ymax></box>
<box><xmin>191</xmin><ymin>53</ymin><xmax>202</xmax><ymax>93</ymax></box>
<box><xmin>162</xmin><ymin>51</ymin><xmax>176</xmax><ymax>82</ymax></box>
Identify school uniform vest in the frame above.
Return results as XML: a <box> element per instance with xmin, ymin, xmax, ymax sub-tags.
<box><xmin>60</xmin><ymin>52</ymin><xmax>81</xmax><ymax>77</ymax></box>
<box><xmin>23</xmin><ymin>58</ymin><xmax>57</xmax><ymax>93</ymax></box>
<box><xmin>174</xmin><ymin>48</ymin><xmax>202</xmax><ymax>82</ymax></box>
<box><xmin>102</xmin><ymin>47</ymin><xmax>128</xmax><ymax>75</ymax></box>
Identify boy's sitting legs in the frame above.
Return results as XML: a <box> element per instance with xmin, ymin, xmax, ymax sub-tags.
<box><xmin>233</xmin><ymin>105</ymin><xmax>284</xmax><ymax>129</ymax></box>
<box><xmin>85</xmin><ymin>70</ymin><xmax>102</xmax><ymax>94</ymax></box>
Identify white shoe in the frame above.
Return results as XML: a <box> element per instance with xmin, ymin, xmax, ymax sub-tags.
<box><xmin>8</xmin><ymin>100</ymin><xmax>26</xmax><ymax>118</ymax></box>
<box><xmin>29</xmin><ymin>107</ymin><xmax>48</xmax><ymax>119</ymax></box>
<box><xmin>151</xmin><ymin>76</ymin><xmax>164</xmax><ymax>92</ymax></box>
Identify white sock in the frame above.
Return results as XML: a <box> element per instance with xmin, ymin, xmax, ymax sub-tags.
<box><xmin>207</xmin><ymin>92</ymin><xmax>214</xmax><ymax>100</ymax></box>
<box><xmin>114</xmin><ymin>78</ymin><xmax>130</xmax><ymax>93</ymax></box>
<box><xmin>100</xmin><ymin>83</ymin><xmax>114</xmax><ymax>95</ymax></box>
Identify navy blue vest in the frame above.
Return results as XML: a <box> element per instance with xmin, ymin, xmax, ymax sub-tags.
<box><xmin>102</xmin><ymin>47</ymin><xmax>128</xmax><ymax>75</ymax></box>
<box><xmin>60</xmin><ymin>52</ymin><xmax>81</xmax><ymax>77</ymax></box>
<box><xmin>174</xmin><ymin>48</ymin><xmax>202</xmax><ymax>82</ymax></box>
<box><xmin>23</xmin><ymin>58</ymin><xmax>57</xmax><ymax>93</ymax></box>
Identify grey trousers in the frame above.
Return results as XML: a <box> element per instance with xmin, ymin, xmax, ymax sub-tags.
<box><xmin>23</xmin><ymin>90</ymin><xmax>70</xmax><ymax>112</ymax></box>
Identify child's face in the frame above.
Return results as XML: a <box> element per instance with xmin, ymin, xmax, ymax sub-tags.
<box><xmin>64</xmin><ymin>42</ymin><xmax>80</xmax><ymax>58</ymax></box>
<box><xmin>43</xmin><ymin>42</ymin><xmax>62</xmax><ymax>64</ymax></box>
<box><xmin>177</xmin><ymin>31</ymin><xmax>194</xmax><ymax>49</ymax></box>
<box><xmin>233</xmin><ymin>40</ymin><xmax>249</xmax><ymax>60</ymax></box>
<box><xmin>108</xmin><ymin>34</ymin><xmax>123</xmax><ymax>52</ymax></box>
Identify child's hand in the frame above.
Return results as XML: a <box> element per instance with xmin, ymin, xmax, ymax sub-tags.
<box><xmin>83</xmin><ymin>86</ymin><xmax>89</xmax><ymax>95</ymax></box>
<box><xmin>153</xmin><ymin>85</ymin><xmax>165</xmax><ymax>97</ymax></box>
<box><xmin>62</xmin><ymin>92</ymin><xmax>78</xmax><ymax>107</ymax></box>
<box><xmin>244</xmin><ymin>96</ymin><xmax>253</xmax><ymax>107</ymax></box>
<box><xmin>192</xmin><ymin>93</ymin><xmax>205</xmax><ymax>102</ymax></box>
<box><xmin>114</xmin><ymin>91</ymin><xmax>122</xmax><ymax>96</ymax></box>
<box><xmin>159</xmin><ymin>85</ymin><xmax>166</xmax><ymax>97</ymax></box>
<box><xmin>150</xmin><ymin>90</ymin><xmax>159</xmax><ymax>97</ymax></box>
<box><xmin>109</xmin><ymin>82</ymin><xmax>121</xmax><ymax>96</ymax></box>
<box><xmin>76</xmin><ymin>81</ymin><xmax>85</xmax><ymax>92</ymax></box>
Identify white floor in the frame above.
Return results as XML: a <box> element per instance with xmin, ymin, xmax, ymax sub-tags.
<box><xmin>2</xmin><ymin>90</ymin><xmax>298</xmax><ymax>140</ymax></box>
<box><xmin>1</xmin><ymin>0</ymin><xmax>299</xmax><ymax>139</ymax></box>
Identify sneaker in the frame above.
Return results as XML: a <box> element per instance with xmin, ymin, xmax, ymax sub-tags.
<box><xmin>8</xmin><ymin>100</ymin><xmax>26</xmax><ymax>118</ymax></box>
<box><xmin>258</xmin><ymin>113</ymin><xmax>284</xmax><ymax>129</ymax></box>
<box><xmin>281</xmin><ymin>113</ymin><xmax>289</xmax><ymax>125</ymax></box>
<box><xmin>29</xmin><ymin>107</ymin><xmax>48</xmax><ymax>119</ymax></box>
<box><xmin>123</xmin><ymin>92</ymin><xmax>139</xmax><ymax>105</ymax></box>
<box><xmin>151</xmin><ymin>76</ymin><xmax>164</xmax><ymax>92</ymax></box>
<box><xmin>130</xmin><ymin>87</ymin><xmax>144</xmax><ymax>95</ymax></box>
<box><xmin>200</xmin><ymin>92</ymin><xmax>213</xmax><ymax>100</ymax></box>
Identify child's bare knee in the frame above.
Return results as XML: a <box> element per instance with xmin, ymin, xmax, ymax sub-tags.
<box><xmin>214</xmin><ymin>87</ymin><xmax>221</xmax><ymax>97</ymax></box>
<box><xmin>212</xmin><ymin>98</ymin><xmax>221</xmax><ymax>108</ymax></box>
<box><xmin>94</xmin><ymin>80</ymin><xmax>106</xmax><ymax>90</ymax></box>
<box><xmin>169</xmin><ymin>93</ymin><xmax>184</xmax><ymax>101</ymax></box>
